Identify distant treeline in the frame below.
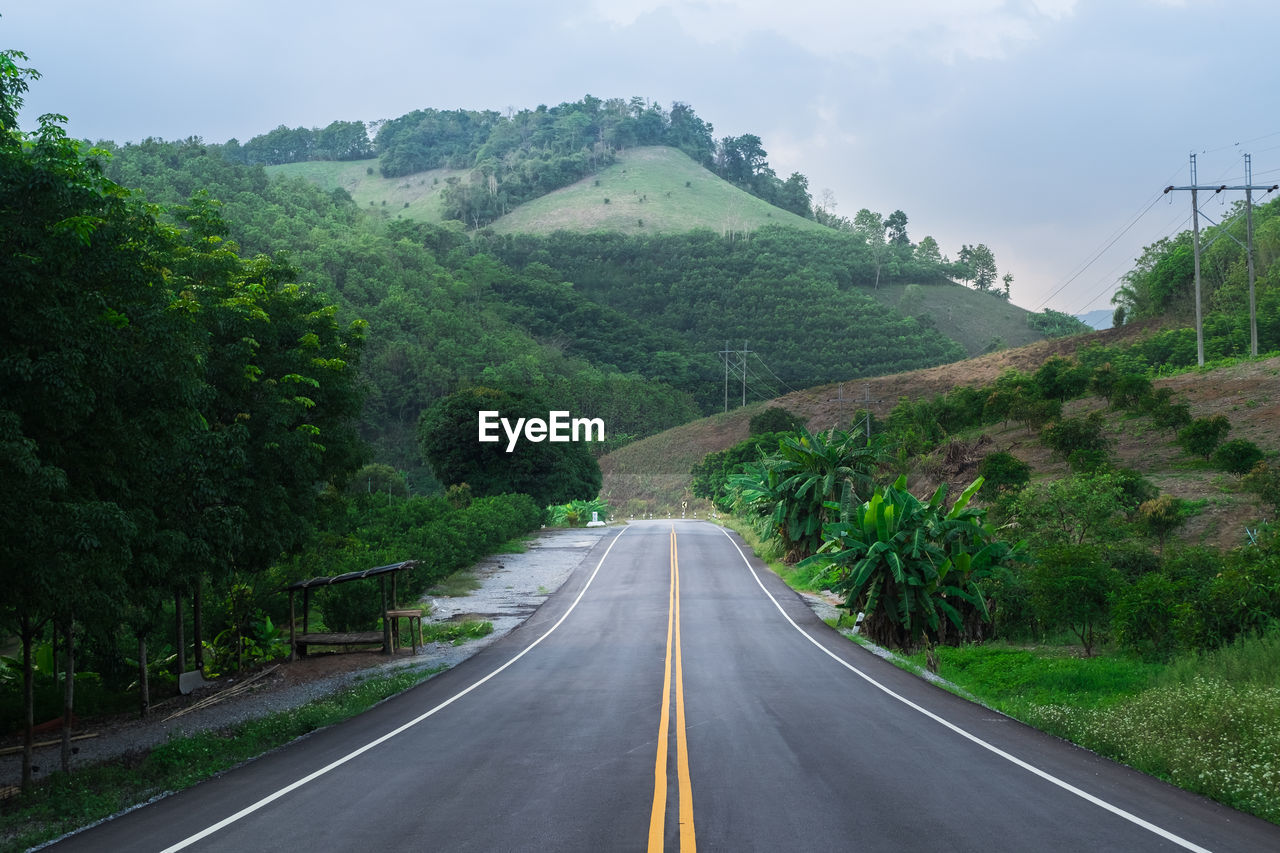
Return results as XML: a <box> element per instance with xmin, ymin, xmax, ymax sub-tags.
<box><xmin>219</xmin><ymin>96</ymin><xmax>814</xmax><ymax>224</ymax></box>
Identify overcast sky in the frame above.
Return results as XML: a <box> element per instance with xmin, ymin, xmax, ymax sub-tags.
<box><xmin>6</xmin><ymin>1</ymin><xmax>1279</xmax><ymax>316</ymax></box>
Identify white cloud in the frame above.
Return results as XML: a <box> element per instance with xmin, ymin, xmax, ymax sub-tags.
<box><xmin>589</xmin><ymin>0</ymin><xmax>1077</xmax><ymax>62</ymax></box>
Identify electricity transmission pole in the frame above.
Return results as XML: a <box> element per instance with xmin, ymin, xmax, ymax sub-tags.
<box><xmin>1163</xmin><ymin>153</ymin><xmax>1278</xmax><ymax>364</ymax></box>
<box><xmin>718</xmin><ymin>341</ymin><xmax>751</xmax><ymax>412</ymax></box>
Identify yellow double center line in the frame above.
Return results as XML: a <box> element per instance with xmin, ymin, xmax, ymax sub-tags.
<box><xmin>649</xmin><ymin>526</ymin><xmax>696</xmax><ymax>852</ymax></box>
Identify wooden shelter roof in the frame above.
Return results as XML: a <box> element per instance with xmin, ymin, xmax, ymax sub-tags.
<box><xmin>284</xmin><ymin>560</ymin><xmax>418</xmax><ymax>591</ymax></box>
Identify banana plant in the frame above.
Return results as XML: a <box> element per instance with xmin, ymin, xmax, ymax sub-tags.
<box><xmin>804</xmin><ymin>475</ymin><xmax>1021</xmax><ymax>650</ymax></box>
<box><xmin>729</xmin><ymin>426</ymin><xmax>883</xmax><ymax>562</ymax></box>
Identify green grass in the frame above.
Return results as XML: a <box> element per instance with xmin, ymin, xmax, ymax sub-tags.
<box><xmin>267</xmin><ymin>147</ymin><xmax>826</xmax><ymax>239</ymax></box>
<box><xmin>266</xmin><ymin>159</ymin><xmax>464</xmax><ymax>223</ymax></box>
<box><xmin>488</xmin><ymin>147</ymin><xmax>826</xmax><ymax>237</ymax></box>
<box><xmin>904</xmin><ymin>644</ymin><xmax>1160</xmax><ymax>710</ymax></box>
<box><xmin>421</xmin><ymin>620</ymin><xmax>493</xmax><ymax>645</ymax></box>
<box><xmin>897</xmin><ymin>636</ymin><xmax>1280</xmax><ymax>824</ymax></box>
<box><xmin>873</xmin><ymin>282</ymin><xmax>1048</xmax><ymax>357</ymax></box>
<box><xmin>493</xmin><ymin>536</ymin><xmax>533</xmax><ymax>554</ymax></box>
<box><xmin>0</xmin><ymin>664</ymin><xmax>444</xmax><ymax>852</ymax></box>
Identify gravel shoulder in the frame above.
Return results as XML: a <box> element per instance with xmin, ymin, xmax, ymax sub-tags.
<box><xmin>0</xmin><ymin>526</ymin><xmax>612</xmax><ymax>790</ymax></box>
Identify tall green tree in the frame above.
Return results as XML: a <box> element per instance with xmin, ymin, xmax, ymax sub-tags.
<box><xmin>853</xmin><ymin>209</ymin><xmax>889</xmax><ymax>289</ymax></box>
<box><xmin>0</xmin><ymin>66</ymin><xmax>207</xmax><ymax>779</ymax></box>
<box><xmin>958</xmin><ymin>243</ymin><xmax>998</xmax><ymax>291</ymax></box>
<box><xmin>419</xmin><ymin>386</ymin><xmax>601</xmax><ymax>506</ymax></box>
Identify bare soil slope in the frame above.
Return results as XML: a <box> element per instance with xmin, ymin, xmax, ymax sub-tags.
<box><xmin>601</xmin><ymin>319</ymin><xmax>1279</xmax><ymax>553</ymax></box>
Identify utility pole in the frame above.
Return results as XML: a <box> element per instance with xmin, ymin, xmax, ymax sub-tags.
<box><xmin>1164</xmin><ymin>153</ymin><xmax>1277</xmax><ymax>364</ymax></box>
<box><xmin>721</xmin><ymin>340</ymin><xmax>729</xmax><ymax>413</ymax></box>
<box><xmin>717</xmin><ymin>341</ymin><xmax>752</xmax><ymax>412</ymax></box>
<box><xmin>1246</xmin><ymin>154</ymin><xmax>1260</xmax><ymax>357</ymax></box>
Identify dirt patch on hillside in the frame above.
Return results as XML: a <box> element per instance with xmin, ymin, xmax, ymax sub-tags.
<box><xmin>600</xmin><ymin>319</ymin><xmax>1168</xmax><ymax>510</ymax></box>
<box><xmin>601</xmin><ymin>322</ymin><xmax>1279</xmax><ymax>552</ymax></box>
<box><xmin>783</xmin><ymin>318</ymin><xmax>1167</xmax><ymax>432</ymax></box>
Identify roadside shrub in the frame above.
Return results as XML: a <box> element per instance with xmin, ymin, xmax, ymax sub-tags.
<box><xmin>1202</xmin><ymin>531</ymin><xmax>1280</xmax><ymax>646</ymax></box>
<box><xmin>1213</xmin><ymin>439</ymin><xmax>1264</xmax><ymax>475</ymax></box>
<box><xmin>690</xmin><ymin>432</ymin><xmax>787</xmax><ymax>510</ymax></box>
<box><xmin>1027</xmin><ymin>544</ymin><xmax>1116</xmax><ymax>656</ymax></box>
<box><xmin>1113</xmin><ymin>572</ymin><xmax>1202</xmax><ymax>661</ymax></box>
<box><xmin>317</xmin><ymin>583</ymin><xmax>383</xmax><ymax>634</ymax></box>
<box><xmin>985</xmin><ymin>564</ymin><xmax>1037</xmax><ymax>641</ymax></box>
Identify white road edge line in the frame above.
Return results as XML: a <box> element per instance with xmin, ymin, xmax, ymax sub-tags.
<box><xmin>162</xmin><ymin>526</ymin><xmax>630</xmax><ymax>853</ymax></box>
<box><xmin>715</xmin><ymin>524</ymin><xmax>1213</xmax><ymax>853</ymax></box>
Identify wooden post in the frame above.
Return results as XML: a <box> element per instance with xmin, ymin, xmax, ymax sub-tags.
<box><xmin>302</xmin><ymin>588</ymin><xmax>311</xmax><ymax>658</ymax></box>
<box><xmin>20</xmin><ymin>613</ymin><xmax>35</xmax><ymax>788</ymax></box>
<box><xmin>193</xmin><ymin>582</ymin><xmax>204</xmax><ymax>673</ymax></box>
<box><xmin>381</xmin><ymin>575</ymin><xmax>391</xmax><ymax>655</ymax></box>
<box><xmin>289</xmin><ymin>589</ymin><xmax>297</xmax><ymax>661</ymax></box>
<box><xmin>137</xmin><ymin>636</ymin><xmax>150</xmax><ymax>719</ymax></box>
<box><xmin>61</xmin><ymin>618</ymin><xmax>75</xmax><ymax>774</ymax></box>
<box><xmin>174</xmin><ymin>590</ymin><xmax>185</xmax><ymax>677</ymax></box>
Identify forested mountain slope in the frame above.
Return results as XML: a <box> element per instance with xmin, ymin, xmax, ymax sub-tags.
<box><xmin>93</xmin><ymin>86</ymin><xmax>1083</xmax><ymax>485</ymax></box>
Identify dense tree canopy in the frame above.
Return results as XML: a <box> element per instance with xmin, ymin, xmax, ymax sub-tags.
<box><xmin>0</xmin><ymin>64</ymin><xmax>368</xmax><ymax>781</ymax></box>
<box><xmin>418</xmin><ymin>387</ymin><xmax>602</xmax><ymax>506</ymax></box>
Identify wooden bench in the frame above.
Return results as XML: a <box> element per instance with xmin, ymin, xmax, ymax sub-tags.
<box><xmin>292</xmin><ymin>631</ymin><xmax>386</xmax><ymax>657</ymax></box>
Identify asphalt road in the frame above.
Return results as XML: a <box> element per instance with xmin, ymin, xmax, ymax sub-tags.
<box><xmin>51</xmin><ymin>521</ymin><xmax>1280</xmax><ymax>852</ymax></box>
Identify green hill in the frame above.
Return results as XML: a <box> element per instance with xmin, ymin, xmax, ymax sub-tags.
<box><xmin>271</xmin><ymin>147</ymin><xmax>1050</xmax><ymax>361</ymax></box>
<box><xmin>267</xmin><ymin>158</ymin><xmax>466</xmax><ymax>222</ymax></box>
<box><xmin>269</xmin><ymin>147</ymin><xmax>825</xmax><ymax>237</ymax></box>
<box><xmin>487</xmin><ymin>147</ymin><xmax>825</xmax><ymax>236</ymax></box>
<box><xmin>871</xmin><ymin>282</ymin><xmax>1048</xmax><ymax>357</ymax></box>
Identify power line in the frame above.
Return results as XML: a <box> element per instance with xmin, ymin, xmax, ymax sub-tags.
<box><xmin>750</xmin><ymin>352</ymin><xmax>803</xmax><ymax>396</ymax></box>
<box><xmin>1035</xmin><ymin>190</ymin><xmax>1168</xmax><ymax>310</ymax></box>
<box><xmin>1072</xmin><ymin>209</ymin><xmax>1193</xmax><ymax>315</ymax></box>
<box><xmin>1162</xmin><ymin>152</ymin><xmax>1279</xmax><ymax>363</ymax></box>
<box><xmin>1035</xmin><ymin>161</ymin><xmax>1188</xmax><ymax>313</ymax></box>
